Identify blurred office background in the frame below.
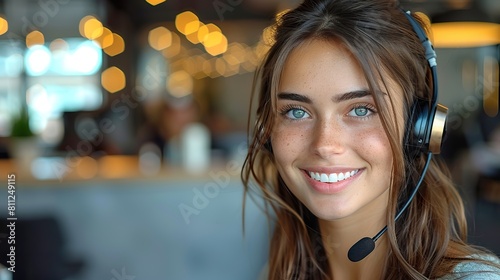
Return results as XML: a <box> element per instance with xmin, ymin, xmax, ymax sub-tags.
<box><xmin>0</xmin><ymin>0</ymin><xmax>499</xmax><ymax>279</ymax></box>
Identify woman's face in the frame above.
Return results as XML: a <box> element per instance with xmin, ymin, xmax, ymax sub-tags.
<box><xmin>271</xmin><ymin>39</ymin><xmax>404</xmax><ymax>222</ymax></box>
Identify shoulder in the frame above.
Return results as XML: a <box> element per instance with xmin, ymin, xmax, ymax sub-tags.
<box><xmin>438</xmin><ymin>254</ymin><xmax>500</xmax><ymax>280</ymax></box>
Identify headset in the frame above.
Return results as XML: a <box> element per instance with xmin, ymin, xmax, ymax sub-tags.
<box><xmin>404</xmin><ymin>11</ymin><xmax>448</xmax><ymax>155</ymax></box>
<box><xmin>347</xmin><ymin>9</ymin><xmax>449</xmax><ymax>262</ymax></box>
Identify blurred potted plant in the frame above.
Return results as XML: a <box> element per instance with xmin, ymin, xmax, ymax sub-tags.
<box><xmin>8</xmin><ymin>107</ymin><xmax>40</xmax><ymax>170</ymax></box>
<box><xmin>11</xmin><ymin>107</ymin><xmax>34</xmax><ymax>138</ymax></box>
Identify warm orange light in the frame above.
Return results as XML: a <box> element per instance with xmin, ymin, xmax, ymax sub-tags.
<box><xmin>196</xmin><ymin>23</ymin><xmax>208</xmax><ymax>44</ymax></box>
<box><xmin>162</xmin><ymin>32</ymin><xmax>181</xmax><ymax>58</ymax></box>
<box><xmin>275</xmin><ymin>8</ymin><xmax>290</xmax><ymax>23</ymax></box>
<box><xmin>94</xmin><ymin>27</ymin><xmax>114</xmax><ymax>49</ymax></box>
<box><xmin>225</xmin><ymin>62</ymin><xmax>240</xmax><ymax>76</ymax></box>
<box><xmin>83</xmin><ymin>17</ymin><xmax>104</xmax><ymax>39</ymax></box>
<box><xmin>223</xmin><ymin>52</ymin><xmax>237</xmax><ymax>64</ymax></box>
<box><xmin>186</xmin><ymin>23</ymin><xmax>203</xmax><ymax>44</ymax></box>
<box><xmin>261</xmin><ymin>26</ymin><xmax>275</xmax><ymax>46</ymax></box>
<box><xmin>415</xmin><ymin>12</ymin><xmax>433</xmax><ymax>42</ymax></box>
<box><xmin>215</xmin><ymin>58</ymin><xmax>226</xmax><ymax>76</ymax></box>
<box><xmin>76</xmin><ymin>156</ymin><xmax>98</xmax><ymax>179</ymax></box>
<box><xmin>204</xmin><ymin>32</ymin><xmax>228</xmax><ymax>56</ymax></box>
<box><xmin>175</xmin><ymin>11</ymin><xmax>199</xmax><ymax>35</ymax></box>
<box><xmin>101</xmin><ymin>66</ymin><xmax>126</xmax><ymax>93</ymax></box>
<box><xmin>26</xmin><ymin>31</ymin><xmax>45</xmax><ymax>48</ymax></box>
<box><xmin>483</xmin><ymin>56</ymin><xmax>499</xmax><ymax>117</ymax></box>
<box><xmin>202</xmin><ymin>59</ymin><xmax>213</xmax><ymax>76</ymax></box>
<box><xmin>197</xmin><ymin>23</ymin><xmax>221</xmax><ymax>43</ymax></box>
<box><xmin>184</xmin><ymin>20</ymin><xmax>200</xmax><ymax>36</ymax></box>
<box><xmin>103</xmin><ymin>33</ymin><xmax>125</xmax><ymax>56</ymax></box>
<box><xmin>227</xmin><ymin>43</ymin><xmax>245</xmax><ymax>60</ymax></box>
<box><xmin>204</xmin><ymin>31</ymin><xmax>224</xmax><ymax>48</ymax></box>
<box><xmin>0</xmin><ymin>16</ymin><xmax>8</xmax><ymax>36</ymax></box>
<box><xmin>79</xmin><ymin>16</ymin><xmax>95</xmax><ymax>37</ymax></box>
<box><xmin>167</xmin><ymin>70</ymin><xmax>193</xmax><ymax>98</ymax></box>
<box><xmin>148</xmin><ymin>26</ymin><xmax>172</xmax><ymax>50</ymax></box>
<box><xmin>146</xmin><ymin>0</ymin><xmax>166</xmax><ymax>6</ymax></box>
<box><xmin>192</xmin><ymin>55</ymin><xmax>208</xmax><ymax>79</ymax></box>
<box><xmin>431</xmin><ymin>22</ymin><xmax>500</xmax><ymax>48</ymax></box>
<box><xmin>99</xmin><ymin>156</ymin><xmax>138</xmax><ymax>178</ymax></box>
<box><xmin>181</xmin><ymin>57</ymin><xmax>197</xmax><ymax>75</ymax></box>
<box><xmin>255</xmin><ymin>41</ymin><xmax>270</xmax><ymax>59</ymax></box>
<box><xmin>49</xmin><ymin>38</ymin><xmax>69</xmax><ymax>51</ymax></box>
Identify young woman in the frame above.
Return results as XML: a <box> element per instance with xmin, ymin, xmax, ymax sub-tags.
<box><xmin>241</xmin><ymin>0</ymin><xmax>500</xmax><ymax>279</ymax></box>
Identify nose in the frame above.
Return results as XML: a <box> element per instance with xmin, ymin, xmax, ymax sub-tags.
<box><xmin>310</xmin><ymin>117</ymin><xmax>346</xmax><ymax>158</ymax></box>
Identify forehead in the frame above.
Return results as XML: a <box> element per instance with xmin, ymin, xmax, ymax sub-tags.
<box><xmin>276</xmin><ymin>38</ymin><xmax>403</xmax><ymax>102</ymax></box>
<box><xmin>278</xmin><ymin>39</ymin><xmax>367</xmax><ymax>95</ymax></box>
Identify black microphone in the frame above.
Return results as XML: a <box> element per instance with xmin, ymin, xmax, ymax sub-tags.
<box><xmin>347</xmin><ymin>153</ymin><xmax>433</xmax><ymax>262</ymax></box>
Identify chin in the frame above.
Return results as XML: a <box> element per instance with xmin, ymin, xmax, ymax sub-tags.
<box><xmin>303</xmin><ymin>200</ymin><xmax>355</xmax><ymax>221</ymax></box>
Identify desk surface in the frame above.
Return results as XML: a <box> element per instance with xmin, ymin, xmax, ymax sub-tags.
<box><xmin>0</xmin><ymin>155</ymin><xmax>244</xmax><ymax>186</ymax></box>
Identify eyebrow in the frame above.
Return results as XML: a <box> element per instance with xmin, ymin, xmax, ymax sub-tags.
<box><xmin>277</xmin><ymin>90</ymin><xmax>373</xmax><ymax>103</ymax></box>
<box><xmin>332</xmin><ymin>90</ymin><xmax>372</xmax><ymax>102</ymax></box>
<box><xmin>277</xmin><ymin>92</ymin><xmax>312</xmax><ymax>103</ymax></box>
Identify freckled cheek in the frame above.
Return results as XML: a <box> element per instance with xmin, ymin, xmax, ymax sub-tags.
<box><xmin>271</xmin><ymin>125</ymin><xmax>308</xmax><ymax>164</ymax></box>
<box><xmin>354</xmin><ymin>129</ymin><xmax>393</xmax><ymax>164</ymax></box>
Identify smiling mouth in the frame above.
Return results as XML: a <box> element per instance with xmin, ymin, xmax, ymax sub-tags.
<box><xmin>307</xmin><ymin>169</ymin><xmax>360</xmax><ymax>183</ymax></box>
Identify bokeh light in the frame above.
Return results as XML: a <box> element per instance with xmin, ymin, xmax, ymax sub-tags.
<box><xmin>25</xmin><ymin>45</ymin><xmax>51</xmax><ymax>75</ymax></box>
<box><xmin>103</xmin><ymin>33</ymin><xmax>125</xmax><ymax>56</ymax></box>
<box><xmin>148</xmin><ymin>26</ymin><xmax>172</xmax><ymax>51</ymax></box>
<box><xmin>145</xmin><ymin>0</ymin><xmax>166</xmax><ymax>6</ymax></box>
<box><xmin>197</xmin><ymin>23</ymin><xmax>221</xmax><ymax>44</ymax></box>
<box><xmin>101</xmin><ymin>66</ymin><xmax>126</xmax><ymax>93</ymax></box>
<box><xmin>161</xmin><ymin>32</ymin><xmax>181</xmax><ymax>58</ymax></box>
<box><xmin>93</xmin><ymin>27</ymin><xmax>114</xmax><ymax>49</ymax></box>
<box><xmin>71</xmin><ymin>40</ymin><xmax>102</xmax><ymax>74</ymax></box>
<box><xmin>167</xmin><ymin>70</ymin><xmax>193</xmax><ymax>98</ymax></box>
<box><xmin>204</xmin><ymin>32</ymin><xmax>228</xmax><ymax>56</ymax></box>
<box><xmin>26</xmin><ymin>30</ymin><xmax>45</xmax><ymax>48</ymax></box>
<box><xmin>0</xmin><ymin>16</ymin><xmax>8</xmax><ymax>35</ymax></box>
<box><xmin>175</xmin><ymin>11</ymin><xmax>199</xmax><ymax>35</ymax></box>
<box><xmin>82</xmin><ymin>16</ymin><xmax>104</xmax><ymax>40</ymax></box>
<box><xmin>76</xmin><ymin>156</ymin><xmax>99</xmax><ymax>179</ymax></box>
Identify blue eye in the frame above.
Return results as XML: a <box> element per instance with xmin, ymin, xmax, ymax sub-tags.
<box><xmin>348</xmin><ymin>105</ymin><xmax>374</xmax><ymax>117</ymax></box>
<box><xmin>285</xmin><ymin>108</ymin><xmax>309</xmax><ymax>120</ymax></box>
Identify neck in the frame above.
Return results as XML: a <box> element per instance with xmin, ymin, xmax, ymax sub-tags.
<box><xmin>318</xmin><ymin>195</ymin><xmax>389</xmax><ymax>279</ymax></box>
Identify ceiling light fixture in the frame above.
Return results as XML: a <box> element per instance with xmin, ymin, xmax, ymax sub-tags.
<box><xmin>431</xmin><ymin>1</ymin><xmax>500</xmax><ymax>48</ymax></box>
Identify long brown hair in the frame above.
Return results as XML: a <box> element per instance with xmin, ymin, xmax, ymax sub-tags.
<box><xmin>242</xmin><ymin>0</ymin><xmax>498</xmax><ymax>279</ymax></box>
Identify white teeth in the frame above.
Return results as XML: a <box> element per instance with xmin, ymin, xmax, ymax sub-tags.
<box><xmin>329</xmin><ymin>173</ymin><xmax>338</xmax><ymax>183</ymax></box>
<box><xmin>308</xmin><ymin>169</ymin><xmax>359</xmax><ymax>183</ymax></box>
<box><xmin>320</xmin><ymin>173</ymin><xmax>328</xmax><ymax>183</ymax></box>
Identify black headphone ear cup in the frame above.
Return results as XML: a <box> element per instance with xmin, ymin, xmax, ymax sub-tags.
<box><xmin>405</xmin><ymin>99</ymin><xmax>430</xmax><ymax>155</ymax></box>
<box><xmin>405</xmin><ymin>99</ymin><xmax>448</xmax><ymax>155</ymax></box>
